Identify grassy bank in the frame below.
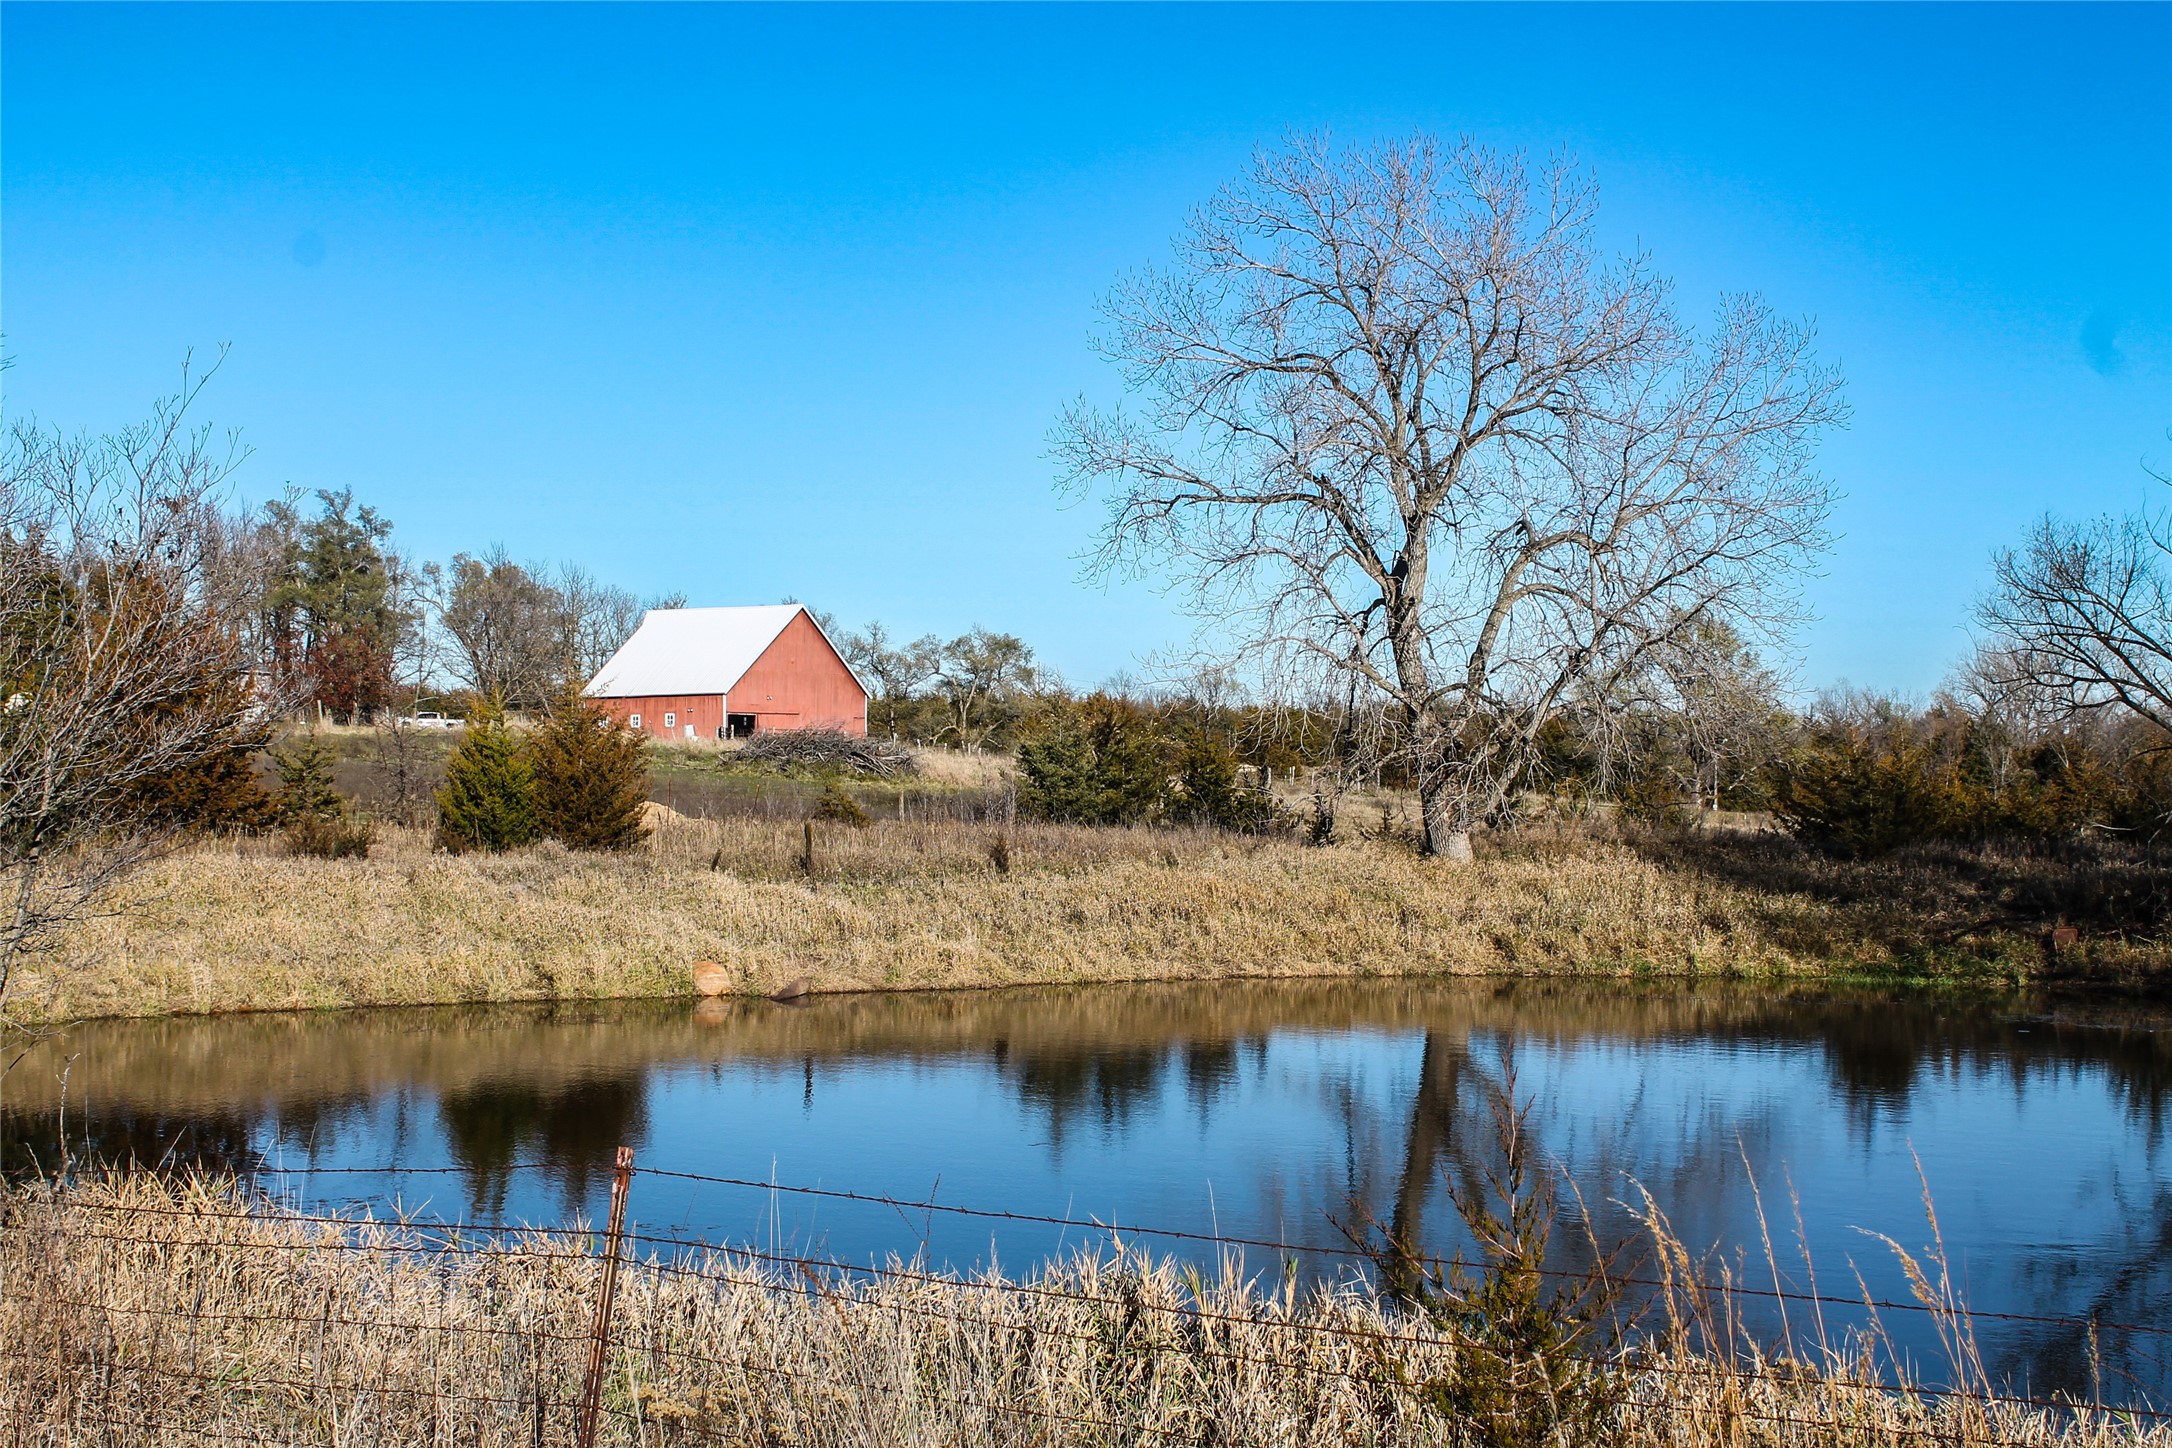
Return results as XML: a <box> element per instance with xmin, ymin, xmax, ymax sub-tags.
<box><xmin>3</xmin><ymin>1176</ymin><xmax>2157</xmax><ymax>1447</ymax></box>
<box><xmin>11</xmin><ymin>806</ymin><xmax>2164</xmax><ymax>1024</ymax></box>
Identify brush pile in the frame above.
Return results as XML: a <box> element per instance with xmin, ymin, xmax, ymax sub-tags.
<box><xmin>734</xmin><ymin>727</ymin><xmax>917</xmax><ymax>777</ymax></box>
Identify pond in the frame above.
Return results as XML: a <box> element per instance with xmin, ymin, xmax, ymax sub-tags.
<box><xmin>5</xmin><ymin>979</ymin><xmax>2169</xmax><ymax>1405</ymax></box>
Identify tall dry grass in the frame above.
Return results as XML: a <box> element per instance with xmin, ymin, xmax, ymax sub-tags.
<box><xmin>2</xmin><ymin>1176</ymin><xmax>2160</xmax><ymax>1447</ymax></box>
<box><xmin>5</xmin><ymin>814</ymin><xmax>1963</xmax><ymax>1024</ymax></box>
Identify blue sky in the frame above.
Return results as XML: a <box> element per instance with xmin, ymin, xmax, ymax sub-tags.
<box><xmin>4</xmin><ymin>3</ymin><xmax>2167</xmax><ymax>695</ymax></box>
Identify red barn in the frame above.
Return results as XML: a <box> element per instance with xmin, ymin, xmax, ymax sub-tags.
<box><xmin>585</xmin><ymin>604</ymin><xmax>867</xmax><ymax>741</ymax></box>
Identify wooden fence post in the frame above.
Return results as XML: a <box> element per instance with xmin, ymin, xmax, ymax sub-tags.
<box><xmin>575</xmin><ymin>1146</ymin><xmax>635</xmax><ymax>1448</ymax></box>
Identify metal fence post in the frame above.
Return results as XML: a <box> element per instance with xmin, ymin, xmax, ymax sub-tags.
<box><xmin>575</xmin><ymin>1146</ymin><xmax>635</xmax><ymax>1448</ymax></box>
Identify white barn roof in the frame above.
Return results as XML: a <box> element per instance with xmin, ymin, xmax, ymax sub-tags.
<box><xmin>586</xmin><ymin>605</ymin><xmax>859</xmax><ymax>698</ymax></box>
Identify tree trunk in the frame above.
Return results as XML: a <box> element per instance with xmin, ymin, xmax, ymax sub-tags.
<box><xmin>1418</xmin><ymin>781</ymin><xmax>1473</xmax><ymax>862</ymax></box>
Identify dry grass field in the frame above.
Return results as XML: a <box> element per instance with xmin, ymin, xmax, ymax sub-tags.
<box><xmin>12</xmin><ymin>799</ymin><xmax>2158</xmax><ymax>1025</ymax></box>
<box><xmin>4</xmin><ymin>1175</ymin><xmax>2159</xmax><ymax>1448</ymax></box>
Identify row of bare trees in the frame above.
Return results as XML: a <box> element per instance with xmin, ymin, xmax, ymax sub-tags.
<box><xmin>837</xmin><ymin>623</ymin><xmax>1039</xmax><ymax>753</ymax></box>
<box><xmin>428</xmin><ymin>549</ymin><xmax>660</xmax><ymax>711</ymax></box>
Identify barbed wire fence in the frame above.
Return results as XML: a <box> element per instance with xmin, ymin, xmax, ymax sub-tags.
<box><xmin>5</xmin><ymin>1151</ymin><xmax>2170</xmax><ymax>1447</ymax></box>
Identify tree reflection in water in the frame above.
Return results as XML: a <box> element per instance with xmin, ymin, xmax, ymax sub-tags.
<box><xmin>993</xmin><ymin>1038</ymin><xmax>1256</xmax><ymax>1152</ymax></box>
<box><xmin>1</xmin><ymin>1103</ymin><xmax>262</xmax><ymax>1179</ymax></box>
<box><xmin>436</xmin><ymin>1074</ymin><xmax>648</xmax><ymax>1218</ymax></box>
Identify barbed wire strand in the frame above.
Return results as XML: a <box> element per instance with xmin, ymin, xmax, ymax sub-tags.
<box><xmin>52</xmin><ymin>1165</ymin><xmax>2172</xmax><ymax>1343</ymax></box>
<box><xmin>21</xmin><ymin>1210</ymin><xmax>2172</xmax><ymax>1428</ymax></box>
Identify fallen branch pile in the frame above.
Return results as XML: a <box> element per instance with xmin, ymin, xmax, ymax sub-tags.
<box><xmin>734</xmin><ymin>728</ymin><xmax>918</xmax><ymax>777</ymax></box>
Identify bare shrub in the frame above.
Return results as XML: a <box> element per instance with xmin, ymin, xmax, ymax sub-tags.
<box><xmin>0</xmin><ymin>363</ymin><xmax>287</xmax><ymax>1004</ymax></box>
<box><xmin>281</xmin><ymin>810</ymin><xmax>373</xmax><ymax>860</ymax></box>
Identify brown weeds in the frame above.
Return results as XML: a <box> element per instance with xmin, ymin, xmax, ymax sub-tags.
<box><xmin>12</xmin><ymin>812</ymin><xmax>2149</xmax><ymax>1024</ymax></box>
<box><xmin>1</xmin><ymin>1176</ymin><xmax>2160</xmax><ymax>1447</ymax></box>
<box><xmin>11</xmin><ymin>818</ymin><xmax>1869</xmax><ymax>1024</ymax></box>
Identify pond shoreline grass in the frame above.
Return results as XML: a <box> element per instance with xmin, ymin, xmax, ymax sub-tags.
<box><xmin>5</xmin><ymin>1175</ymin><xmax>2162</xmax><ymax>1447</ymax></box>
<box><xmin>11</xmin><ymin>811</ymin><xmax>2165</xmax><ymax>1026</ymax></box>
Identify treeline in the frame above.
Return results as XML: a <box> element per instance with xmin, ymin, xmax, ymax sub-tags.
<box><xmin>904</xmin><ymin>572</ymin><xmax>2172</xmax><ymax>864</ymax></box>
<box><xmin>1760</xmin><ymin>691</ymin><xmax>2172</xmax><ymax>857</ymax></box>
<box><xmin>137</xmin><ymin>480</ymin><xmax>2172</xmax><ymax>856</ymax></box>
<box><xmin>25</xmin><ymin>399</ymin><xmax>2172</xmax><ymax>873</ymax></box>
<box><xmin>210</xmin><ymin>489</ymin><xmax>677</xmax><ymax>721</ymax></box>
<box><xmin>1534</xmin><ymin>678</ymin><xmax>2172</xmax><ymax>857</ymax></box>
<box><xmin>1530</xmin><ymin>619</ymin><xmax>2172</xmax><ymax>855</ymax></box>
<box><xmin>134</xmin><ymin>681</ymin><xmax>656</xmax><ymax>862</ymax></box>
<box><xmin>835</xmin><ymin>623</ymin><xmax>1039</xmax><ymax>751</ymax></box>
<box><xmin>842</xmin><ymin>611</ymin><xmax>2172</xmax><ymax>852</ymax></box>
<box><xmin>65</xmin><ymin>480</ymin><xmax>675</xmax><ymax>855</ymax></box>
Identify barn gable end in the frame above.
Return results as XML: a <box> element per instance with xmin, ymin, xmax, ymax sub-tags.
<box><xmin>730</xmin><ymin>610</ymin><xmax>868</xmax><ymax>735</ymax></box>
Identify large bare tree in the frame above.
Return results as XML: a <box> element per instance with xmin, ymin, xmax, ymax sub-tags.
<box><xmin>1978</xmin><ymin>505</ymin><xmax>2172</xmax><ymax>734</ymax></box>
<box><xmin>1057</xmin><ymin>136</ymin><xmax>1842</xmax><ymax>858</ymax></box>
<box><xmin>429</xmin><ymin>554</ymin><xmax>643</xmax><ymax>709</ymax></box>
<box><xmin>0</xmin><ymin>367</ymin><xmax>281</xmax><ymax>1005</ymax></box>
<box><xmin>552</xmin><ymin>563</ymin><xmax>644</xmax><ymax>684</ymax></box>
<box><xmin>1642</xmin><ymin>619</ymin><xmax>1786</xmax><ymax>815</ymax></box>
<box><xmin>842</xmin><ymin>621</ymin><xmax>943</xmax><ymax>739</ymax></box>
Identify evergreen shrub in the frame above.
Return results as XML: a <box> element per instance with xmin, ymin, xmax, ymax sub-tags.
<box><xmin>1016</xmin><ymin>695</ymin><xmax>1166</xmax><ymax>825</ymax></box>
<box><xmin>532</xmin><ymin>686</ymin><xmax>650</xmax><ymax>850</ymax></box>
<box><xmin>1768</xmin><ymin>702</ymin><xmax>2172</xmax><ymax>856</ymax></box>
<box><xmin>136</xmin><ymin>746</ymin><xmax>277</xmax><ymax>832</ymax></box>
<box><xmin>810</xmin><ymin>779</ymin><xmax>871</xmax><ymax>827</ymax></box>
<box><xmin>267</xmin><ymin>731</ymin><xmax>372</xmax><ymax>857</ymax></box>
<box><xmin>272</xmin><ymin>732</ymin><xmax>344</xmax><ymax>822</ymax></box>
<box><xmin>1173</xmin><ymin>728</ymin><xmax>1287</xmax><ymax>834</ymax></box>
<box><xmin>436</xmin><ymin>697</ymin><xmax>539</xmax><ymax>853</ymax></box>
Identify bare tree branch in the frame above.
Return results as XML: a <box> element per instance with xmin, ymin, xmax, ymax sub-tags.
<box><xmin>1978</xmin><ymin>508</ymin><xmax>2172</xmax><ymax>736</ymax></box>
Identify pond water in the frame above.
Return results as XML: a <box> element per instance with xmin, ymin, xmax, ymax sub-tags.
<box><xmin>5</xmin><ymin>979</ymin><xmax>2169</xmax><ymax>1405</ymax></box>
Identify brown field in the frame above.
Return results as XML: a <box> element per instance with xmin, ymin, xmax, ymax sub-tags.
<box><xmin>4</xmin><ymin>1176</ymin><xmax>2159</xmax><ymax>1447</ymax></box>
<box><xmin>11</xmin><ymin>800</ymin><xmax>2163</xmax><ymax>1025</ymax></box>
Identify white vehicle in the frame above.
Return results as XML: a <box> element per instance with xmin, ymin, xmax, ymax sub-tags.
<box><xmin>399</xmin><ymin>710</ymin><xmax>462</xmax><ymax>730</ymax></box>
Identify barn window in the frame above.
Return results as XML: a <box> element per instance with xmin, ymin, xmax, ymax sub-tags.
<box><xmin>663</xmin><ymin>712</ymin><xmax>676</xmax><ymax>730</ymax></box>
<box><xmin>629</xmin><ymin>714</ymin><xmax>642</xmax><ymax>729</ymax></box>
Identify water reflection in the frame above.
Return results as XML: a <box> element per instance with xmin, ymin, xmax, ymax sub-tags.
<box><xmin>1</xmin><ymin>1102</ymin><xmax>263</xmax><ymax>1179</ymax></box>
<box><xmin>437</xmin><ymin>1074</ymin><xmax>647</xmax><ymax>1216</ymax></box>
<box><xmin>4</xmin><ymin>979</ymin><xmax>2168</xmax><ymax>1400</ymax></box>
